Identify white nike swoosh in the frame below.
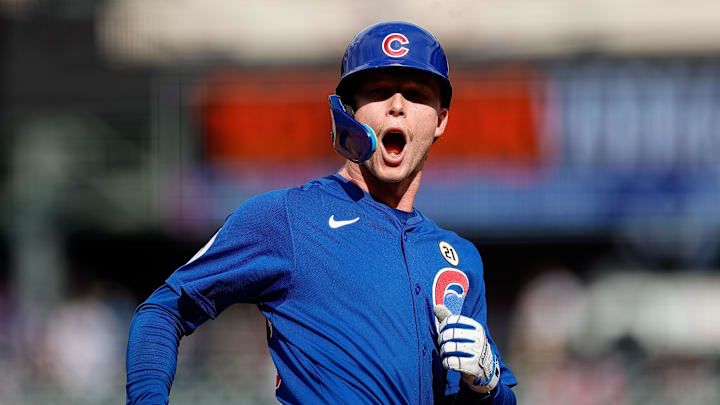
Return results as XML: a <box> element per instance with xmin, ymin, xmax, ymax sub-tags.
<box><xmin>328</xmin><ymin>215</ymin><xmax>360</xmax><ymax>229</ymax></box>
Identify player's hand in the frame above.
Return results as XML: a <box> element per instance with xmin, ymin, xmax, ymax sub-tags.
<box><xmin>434</xmin><ymin>305</ymin><xmax>500</xmax><ymax>394</ymax></box>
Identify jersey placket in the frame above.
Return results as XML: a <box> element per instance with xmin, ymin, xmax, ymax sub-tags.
<box><xmin>399</xmin><ymin>219</ymin><xmax>426</xmax><ymax>404</ymax></box>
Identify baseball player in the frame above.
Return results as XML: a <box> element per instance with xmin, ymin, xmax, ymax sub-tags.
<box><xmin>126</xmin><ymin>21</ymin><xmax>517</xmax><ymax>404</ymax></box>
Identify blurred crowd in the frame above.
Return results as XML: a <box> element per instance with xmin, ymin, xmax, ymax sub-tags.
<box><xmin>1</xmin><ymin>267</ymin><xmax>720</xmax><ymax>404</ymax></box>
<box><xmin>3</xmin><ymin>1</ymin><xmax>720</xmax><ymax>404</ymax></box>
<box><xmin>0</xmin><ymin>284</ymin><xmax>278</xmax><ymax>405</ymax></box>
<box><xmin>509</xmin><ymin>269</ymin><xmax>720</xmax><ymax>404</ymax></box>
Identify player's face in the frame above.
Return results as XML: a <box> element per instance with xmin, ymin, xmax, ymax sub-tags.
<box><xmin>352</xmin><ymin>69</ymin><xmax>449</xmax><ymax>184</ymax></box>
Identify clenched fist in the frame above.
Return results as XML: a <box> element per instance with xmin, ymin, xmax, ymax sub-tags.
<box><xmin>434</xmin><ymin>305</ymin><xmax>500</xmax><ymax>393</ymax></box>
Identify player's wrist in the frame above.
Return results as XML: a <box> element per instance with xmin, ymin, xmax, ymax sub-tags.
<box><xmin>465</xmin><ymin>356</ymin><xmax>500</xmax><ymax>393</ymax></box>
<box><xmin>458</xmin><ymin>377</ymin><xmax>500</xmax><ymax>402</ymax></box>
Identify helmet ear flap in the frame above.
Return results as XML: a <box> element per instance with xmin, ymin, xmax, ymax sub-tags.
<box><xmin>343</xmin><ymin>103</ymin><xmax>355</xmax><ymax>117</ymax></box>
<box><xmin>328</xmin><ymin>95</ymin><xmax>377</xmax><ymax>163</ymax></box>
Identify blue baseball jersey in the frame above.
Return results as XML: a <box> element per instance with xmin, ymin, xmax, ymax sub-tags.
<box><xmin>165</xmin><ymin>174</ymin><xmax>516</xmax><ymax>404</ymax></box>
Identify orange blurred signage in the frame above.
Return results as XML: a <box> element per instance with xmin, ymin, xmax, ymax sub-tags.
<box><xmin>434</xmin><ymin>67</ymin><xmax>543</xmax><ymax>164</ymax></box>
<box><xmin>200</xmin><ymin>66</ymin><xmax>543</xmax><ymax>165</ymax></box>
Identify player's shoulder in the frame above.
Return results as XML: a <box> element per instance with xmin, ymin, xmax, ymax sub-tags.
<box><xmin>423</xmin><ymin>217</ymin><xmax>477</xmax><ymax>248</ymax></box>
<box><xmin>284</xmin><ymin>174</ymin><xmax>362</xmax><ymax>209</ymax></box>
<box><xmin>222</xmin><ymin>185</ymin><xmax>309</xmax><ymax>237</ymax></box>
<box><xmin>421</xmin><ymin>217</ymin><xmax>482</xmax><ymax>261</ymax></box>
<box><xmin>227</xmin><ymin>175</ymin><xmax>347</xmax><ymax>223</ymax></box>
<box><xmin>230</xmin><ymin>188</ymin><xmax>289</xmax><ymax>218</ymax></box>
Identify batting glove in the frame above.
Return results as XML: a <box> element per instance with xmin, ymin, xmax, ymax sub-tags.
<box><xmin>434</xmin><ymin>305</ymin><xmax>500</xmax><ymax>393</ymax></box>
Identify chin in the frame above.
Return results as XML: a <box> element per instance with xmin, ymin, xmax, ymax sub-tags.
<box><xmin>366</xmin><ymin>163</ymin><xmax>411</xmax><ymax>184</ymax></box>
<box><xmin>377</xmin><ymin>174</ymin><xmax>406</xmax><ymax>184</ymax></box>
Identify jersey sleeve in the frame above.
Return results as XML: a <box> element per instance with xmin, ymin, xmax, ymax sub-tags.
<box><xmin>165</xmin><ymin>189</ymin><xmax>294</xmax><ymax>318</ymax></box>
<box><xmin>464</xmin><ymin>254</ymin><xmax>517</xmax><ymax>389</ymax></box>
<box><xmin>444</xmin><ymin>241</ymin><xmax>518</xmax><ymax>399</ymax></box>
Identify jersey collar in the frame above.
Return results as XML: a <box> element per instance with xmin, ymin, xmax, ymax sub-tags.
<box><xmin>325</xmin><ymin>174</ymin><xmax>425</xmax><ymax>228</ymax></box>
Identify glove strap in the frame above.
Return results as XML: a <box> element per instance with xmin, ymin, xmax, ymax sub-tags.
<box><xmin>473</xmin><ymin>357</ymin><xmax>500</xmax><ymax>387</ymax></box>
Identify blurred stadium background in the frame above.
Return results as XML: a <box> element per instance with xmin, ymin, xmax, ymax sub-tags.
<box><xmin>2</xmin><ymin>1</ymin><xmax>720</xmax><ymax>404</ymax></box>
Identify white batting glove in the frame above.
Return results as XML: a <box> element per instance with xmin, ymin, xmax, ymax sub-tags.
<box><xmin>434</xmin><ymin>305</ymin><xmax>500</xmax><ymax>393</ymax></box>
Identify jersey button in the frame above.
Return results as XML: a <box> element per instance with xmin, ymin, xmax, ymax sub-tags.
<box><xmin>414</xmin><ymin>284</ymin><xmax>421</xmax><ymax>295</ymax></box>
<box><xmin>422</xmin><ymin>346</ymin><xmax>427</xmax><ymax>356</ymax></box>
<box><xmin>403</xmin><ymin>233</ymin><xmax>408</xmax><ymax>241</ymax></box>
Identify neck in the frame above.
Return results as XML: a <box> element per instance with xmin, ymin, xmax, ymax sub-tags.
<box><xmin>337</xmin><ymin>162</ymin><xmax>423</xmax><ymax>212</ymax></box>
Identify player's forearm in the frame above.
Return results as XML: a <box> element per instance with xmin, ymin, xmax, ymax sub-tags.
<box><xmin>453</xmin><ymin>382</ymin><xmax>516</xmax><ymax>405</ymax></box>
<box><xmin>125</xmin><ymin>304</ymin><xmax>185</xmax><ymax>405</ymax></box>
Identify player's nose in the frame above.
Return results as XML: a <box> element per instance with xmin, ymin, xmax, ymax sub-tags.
<box><xmin>387</xmin><ymin>92</ymin><xmax>405</xmax><ymax>117</ymax></box>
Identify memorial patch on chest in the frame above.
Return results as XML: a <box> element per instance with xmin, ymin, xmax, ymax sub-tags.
<box><xmin>438</xmin><ymin>241</ymin><xmax>459</xmax><ymax>266</ymax></box>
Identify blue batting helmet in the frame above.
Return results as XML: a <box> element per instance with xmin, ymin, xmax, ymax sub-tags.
<box><xmin>335</xmin><ymin>21</ymin><xmax>452</xmax><ymax>109</ymax></box>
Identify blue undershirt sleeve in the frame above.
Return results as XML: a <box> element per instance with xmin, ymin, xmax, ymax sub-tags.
<box><xmin>126</xmin><ymin>284</ymin><xmax>210</xmax><ymax>405</ymax></box>
<box><xmin>453</xmin><ymin>382</ymin><xmax>516</xmax><ymax>405</ymax></box>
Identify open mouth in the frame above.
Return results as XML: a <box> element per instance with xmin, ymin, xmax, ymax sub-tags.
<box><xmin>382</xmin><ymin>131</ymin><xmax>406</xmax><ymax>159</ymax></box>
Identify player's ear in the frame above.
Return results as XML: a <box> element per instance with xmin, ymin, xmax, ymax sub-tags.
<box><xmin>433</xmin><ymin>108</ymin><xmax>449</xmax><ymax>143</ymax></box>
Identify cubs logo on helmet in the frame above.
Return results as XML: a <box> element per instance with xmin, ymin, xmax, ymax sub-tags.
<box><xmin>335</xmin><ymin>21</ymin><xmax>453</xmax><ymax>109</ymax></box>
<box><xmin>382</xmin><ymin>33</ymin><xmax>409</xmax><ymax>58</ymax></box>
<box><xmin>432</xmin><ymin>268</ymin><xmax>470</xmax><ymax>317</ymax></box>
